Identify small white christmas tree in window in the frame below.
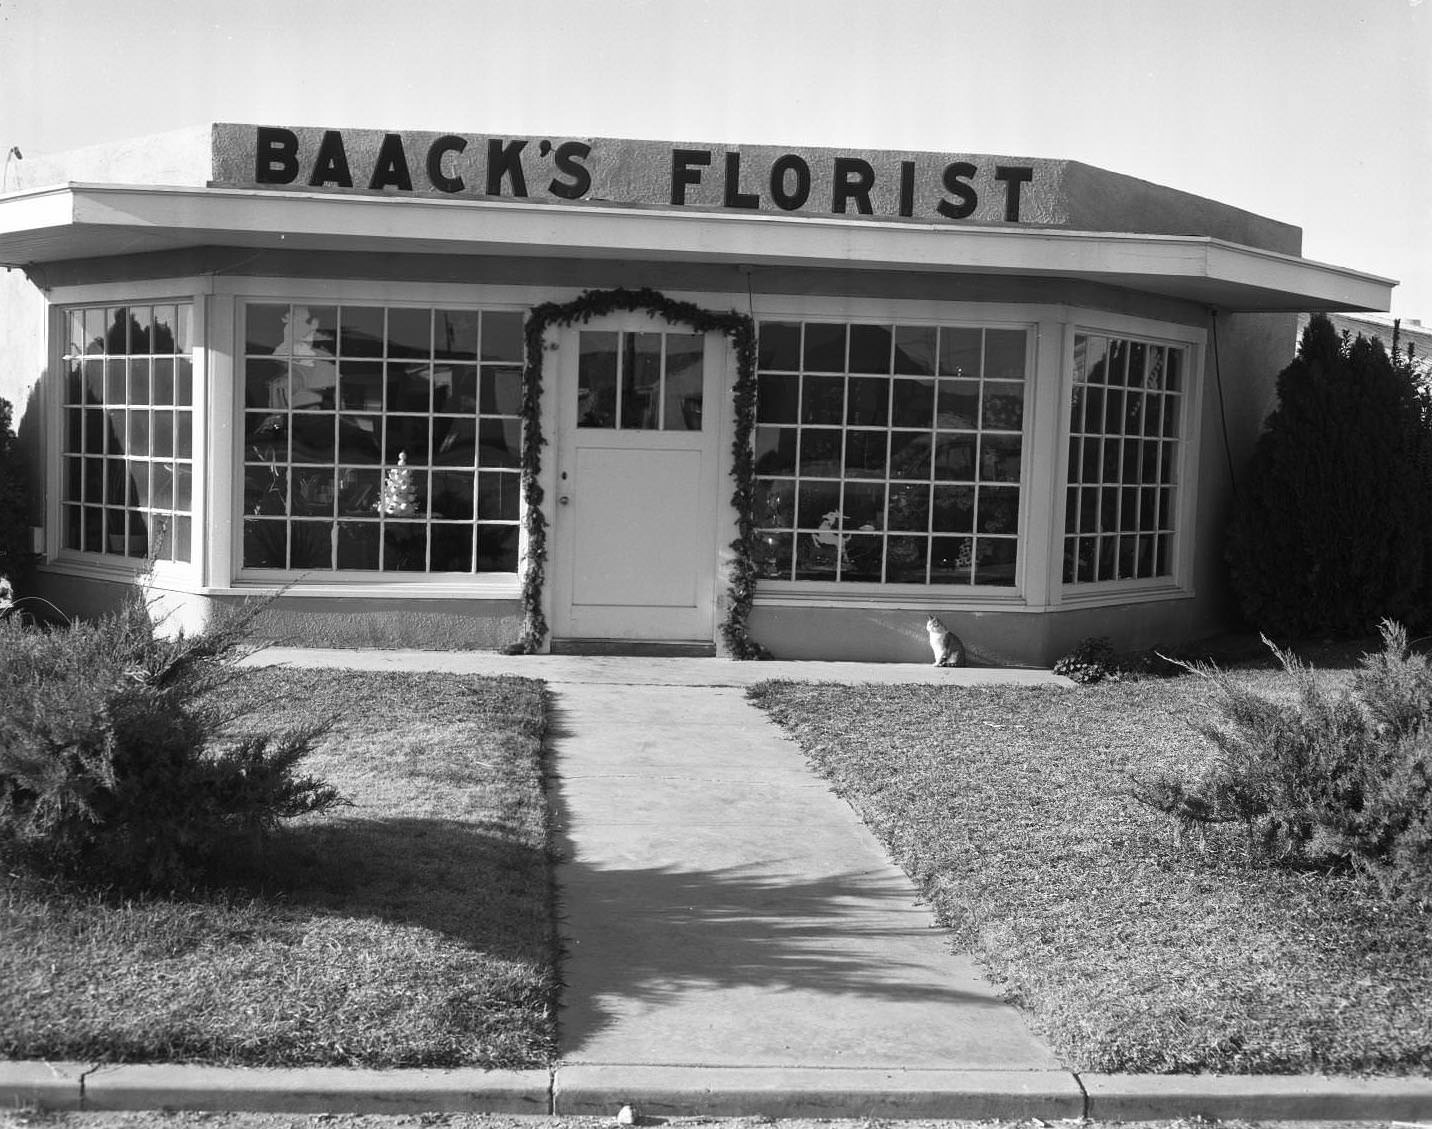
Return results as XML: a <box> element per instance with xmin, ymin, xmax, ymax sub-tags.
<box><xmin>377</xmin><ymin>451</ymin><xmax>418</xmax><ymax>518</ymax></box>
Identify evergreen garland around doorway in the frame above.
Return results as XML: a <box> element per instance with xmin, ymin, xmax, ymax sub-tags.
<box><xmin>514</xmin><ymin>287</ymin><xmax>768</xmax><ymax>659</ymax></box>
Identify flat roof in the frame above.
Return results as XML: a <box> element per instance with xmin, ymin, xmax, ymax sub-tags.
<box><xmin>0</xmin><ymin>183</ymin><xmax>1395</xmax><ymax>313</ymax></box>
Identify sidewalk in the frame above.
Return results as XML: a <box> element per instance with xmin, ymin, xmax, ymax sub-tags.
<box><xmin>555</xmin><ymin>674</ymin><xmax>1057</xmax><ymax>1068</ymax></box>
<box><xmin>234</xmin><ymin>647</ymin><xmax>1069</xmax><ymax>686</ymax></box>
<box><xmin>548</xmin><ymin>673</ymin><xmax>1066</xmax><ymax>1115</ymax></box>
<box><xmin>6</xmin><ymin>652</ymin><xmax>1431</xmax><ymax>1122</ymax></box>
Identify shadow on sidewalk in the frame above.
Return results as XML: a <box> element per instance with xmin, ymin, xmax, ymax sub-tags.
<box><xmin>550</xmin><ymin>837</ymin><xmax>1009</xmax><ymax>1054</ymax></box>
<box><xmin>540</xmin><ymin>684</ymin><xmax>1019</xmax><ymax>1057</ymax></box>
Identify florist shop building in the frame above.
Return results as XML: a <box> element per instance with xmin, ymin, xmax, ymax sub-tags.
<box><xmin>0</xmin><ymin>124</ymin><xmax>1394</xmax><ymax>664</ymax></box>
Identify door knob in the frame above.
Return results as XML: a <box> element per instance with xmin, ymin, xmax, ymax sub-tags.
<box><xmin>558</xmin><ymin>495</ymin><xmax>570</xmax><ymax>505</ymax></box>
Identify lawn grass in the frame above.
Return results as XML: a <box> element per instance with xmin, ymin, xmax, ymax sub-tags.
<box><xmin>749</xmin><ymin>661</ymin><xmax>1432</xmax><ymax>1076</ymax></box>
<box><xmin>0</xmin><ymin>668</ymin><xmax>556</xmax><ymax>1069</ymax></box>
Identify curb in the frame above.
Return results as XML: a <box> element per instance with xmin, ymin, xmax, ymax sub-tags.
<box><xmin>0</xmin><ymin>1061</ymin><xmax>86</xmax><ymax>1112</ymax></box>
<box><xmin>0</xmin><ymin>1062</ymin><xmax>551</xmax><ymax>1115</ymax></box>
<box><xmin>554</xmin><ymin>1065</ymin><xmax>1082</xmax><ymax>1120</ymax></box>
<box><xmin>1081</xmin><ymin>1072</ymin><xmax>1432</xmax><ymax>1122</ymax></box>
<box><xmin>4</xmin><ymin>1061</ymin><xmax>1432</xmax><ymax>1120</ymax></box>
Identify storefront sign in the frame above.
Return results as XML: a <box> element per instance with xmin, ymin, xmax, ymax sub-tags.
<box><xmin>211</xmin><ymin>124</ymin><xmax>1062</xmax><ymax>226</ymax></box>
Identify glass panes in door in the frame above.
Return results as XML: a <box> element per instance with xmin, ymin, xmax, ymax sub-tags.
<box><xmin>577</xmin><ymin>331</ymin><xmax>704</xmax><ymax>430</ymax></box>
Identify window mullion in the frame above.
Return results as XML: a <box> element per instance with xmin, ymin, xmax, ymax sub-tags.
<box><xmin>656</xmin><ymin>334</ymin><xmax>667</xmax><ymax>431</ymax></box>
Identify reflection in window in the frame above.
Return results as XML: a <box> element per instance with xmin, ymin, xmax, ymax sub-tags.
<box><xmin>61</xmin><ymin>303</ymin><xmax>194</xmax><ymax>561</ymax></box>
<box><xmin>578</xmin><ymin>330</ymin><xmax>704</xmax><ymax>430</ymax></box>
<box><xmin>242</xmin><ymin>303</ymin><xmax>524</xmax><ymax>573</ymax></box>
<box><xmin>753</xmin><ymin>321</ymin><xmax>1027</xmax><ymax>586</ymax></box>
<box><xmin>1063</xmin><ymin>334</ymin><xmax>1184</xmax><ymax>584</ymax></box>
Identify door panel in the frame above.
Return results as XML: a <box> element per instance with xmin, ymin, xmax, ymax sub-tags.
<box><xmin>551</xmin><ymin>319</ymin><xmax>722</xmax><ymax>642</ymax></box>
<box><xmin>571</xmin><ymin>447</ymin><xmax>703</xmax><ymax>609</ymax></box>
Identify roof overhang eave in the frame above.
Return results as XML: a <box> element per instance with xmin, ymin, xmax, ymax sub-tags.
<box><xmin>0</xmin><ymin>184</ymin><xmax>1396</xmax><ymax>314</ymax></box>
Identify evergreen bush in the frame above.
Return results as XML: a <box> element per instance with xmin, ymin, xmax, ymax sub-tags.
<box><xmin>0</xmin><ymin>587</ymin><xmax>344</xmax><ymax>890</ymax></box>
<box><xmin>1130</xmin><ymin>622</ymin><xmax>1432</xmax><ymax>905</ymax></box>
<box><xmin>0</xmin><ymin>397</ymin><xmax>34</xmax><ymax>588</ymax></box>
<box><xmin>1226</xmin><ymin>315</ymin><xmax>1432</xmax><ymax>638</ymax></box>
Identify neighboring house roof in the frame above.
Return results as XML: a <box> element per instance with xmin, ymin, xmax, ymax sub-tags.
<box><xmin>1298</xmin><ymin>312</ymin><xmax>1432</xmax><ymax>388</ymax></box>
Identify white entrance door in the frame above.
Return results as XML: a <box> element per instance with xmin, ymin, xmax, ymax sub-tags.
<box><xmin>550</xmin><ymin>316</ymin><xmax>722</xmax><ymax>643</ymax></box>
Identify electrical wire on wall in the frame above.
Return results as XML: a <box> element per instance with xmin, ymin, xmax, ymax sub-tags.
<box><xmin>1209</xmin><ymin>308</ymin><xmax>1239</xmax><ymax>502</ymax></box>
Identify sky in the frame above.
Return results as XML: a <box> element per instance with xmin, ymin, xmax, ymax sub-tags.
<box><xmin>1</xmin><ymin>0</ymin><xmax>1428</xmax><ymax>315</ymax></box>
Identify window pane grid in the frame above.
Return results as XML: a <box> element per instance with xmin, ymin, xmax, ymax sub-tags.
<box><xmin>755</xmin><ymin>321</ymin><xmax>1026</xmax><ymax>587</ymax></box>
<box><xmin>242</xmin><ymin>303</ymin><xmax>523</xmax><ymax>573</ymax></box>
<box><xmin>1064</xmin><ymin>334</ymin><xmax>1184</xmax><ymax>585</ymax></box>
<box><xmin>61</xmin><ymin>304</ymin><xmax>194</xmax><ymax>562</ymax></box>
<box><xmin>577</xmin><ymin>330</ymin><xmax>705</xmax><ymax>431</ymax></box>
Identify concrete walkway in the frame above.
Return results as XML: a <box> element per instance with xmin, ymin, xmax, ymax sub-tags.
<box><xmin>257</xmin><ymin>652</ymin><xmax>1074</xmax><ymax>1102</ymax></box>
<box><xmin>550</xmin><ymin>679</ymin><xmax>1057</xmax><ymax>1064</ymax></box>
<box><xmin>544</xmin><ymin>663</ymin><xmax>1073</xmax><ymax>1117</ymax></box>
<box><xmin>7</xmin><ymin>651</ymin><xmax>1432</xmax><ymax>1121</ymax></box>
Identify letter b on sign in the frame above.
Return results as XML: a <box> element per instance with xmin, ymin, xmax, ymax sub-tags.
<box><xmin>255</xmin><ymin>127</ymin><xmax>300</xmax><ymax>185</ymax></box>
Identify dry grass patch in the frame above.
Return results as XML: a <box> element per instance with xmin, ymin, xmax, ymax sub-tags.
<box><xmin>0</xmin><ymin>668</ymin><xmax>555</xmax><ymax>1069</ymax></box>
<box><xmin>749</xmin><ymin>666</ymin><xmax>1432</xmax><ymax>1075</ymax></box>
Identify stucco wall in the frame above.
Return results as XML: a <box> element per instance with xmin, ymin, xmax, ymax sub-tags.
<box><xmin>749</xmin><ymin>599</ymin><xmax>1209</xmax><ymax>667</ymax></box>
<box><xmin>1184</xmin><ymin>310</ymin><xmax>1297</xmax><ymax>635</ymax></box>
<box><xmin>240</xmin><ymin>595</ymin><xmax>524</xmax><ymax>649</ymax></box>
<box><xmin>31</xmin><ymin>571</ymin><xmax>523</xmax><ymax>650</ymax></box>
<box><xmin>1061</xmin><ymin>163</ymin><xmax>1300</xmax><ymax>254</ymax></box>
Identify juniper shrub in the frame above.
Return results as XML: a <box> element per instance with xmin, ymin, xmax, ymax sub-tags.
<box><xmin>1130</xmin><ymin>621</ymin><xmax>1432</xmax><ymax>905</ymax></box>
<box><xmin>0</xmin><ymin>587</ymin><xmax>343</xmax><ymax>891</ymax></box>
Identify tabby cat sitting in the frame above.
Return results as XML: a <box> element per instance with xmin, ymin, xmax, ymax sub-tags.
<box><xmin>925</xmin><ymin>615</ymin><xmax>967</xmax><ymax>667</ymax></box>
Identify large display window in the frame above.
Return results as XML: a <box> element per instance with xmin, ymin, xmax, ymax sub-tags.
<box><xmin>240</xmin><ymin>302</ymin><xmax>524</xmax><ymax>574</ymax></box>
<box><xmin>751</xmin><ymin>320</ymin><xmax>1028</xmax><ymax>587</ymax></box>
